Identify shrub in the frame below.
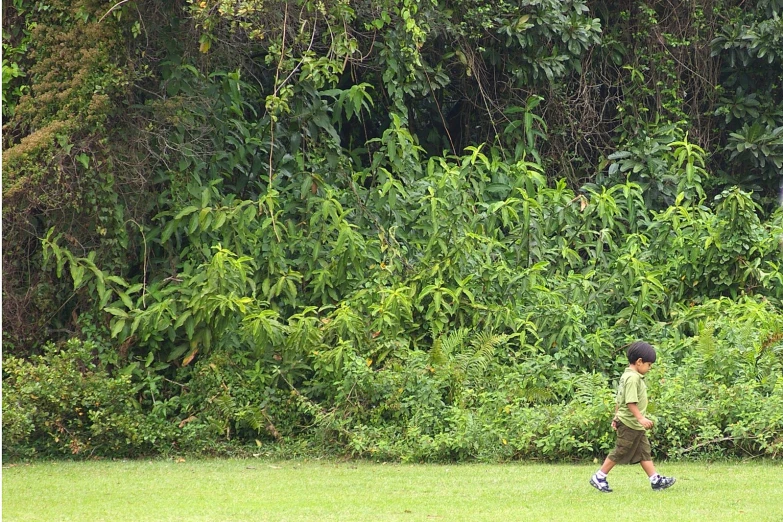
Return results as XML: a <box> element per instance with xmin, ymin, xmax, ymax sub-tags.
<box><xmin>2</xmin><ymin>339</ymin><xmax>174</xmax><ymax>458</ymax></box>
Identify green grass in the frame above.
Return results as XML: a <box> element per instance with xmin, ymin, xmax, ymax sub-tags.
<box><xmin>3</xmin><ymin>459</ymin><xmax>783</xmax><ymax>521</ymax></box>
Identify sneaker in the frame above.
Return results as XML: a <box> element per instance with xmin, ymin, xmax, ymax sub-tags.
<box><xmin>589</xmin><ymin>475</ymin><xmax>613</xmax><ymax>493</ymax></box>
<box><xmin>651</xmin><ymin>475</ymin><xmax>676</xmax><ymax>491</ymax></box>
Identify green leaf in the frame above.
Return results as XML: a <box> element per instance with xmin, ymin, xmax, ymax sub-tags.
<box><xmin>174</xmin><ymin>310</ymin><xmax>192</xmax><ymax>328</ymax></box>
<box><xmin>111</xmin><ymin>319</ymin><xmax>126</xmax><ymax>338</ymax></box>
<box><xmin>174</xmin><ymin>206</ymin><xmax>199</xmax><ymax>220</ymax></box>
<box><xmin>117</xmin><ymin>291</ymin><xmax>134</xmax><ymax>309</ymax></box>
<box><xmin>119</xmin><ymin>362</ymin><xmax>139</xmax><ymax>376</ymax></box>
<box><xmin>106</xmin><ymin>275</ymin><xmax>129</xmax><ymax>287</ymax></box>
<box><xmin>167</xmin><ymin>344</ymin><xmax>189</xmax><ymax>362</ymax></box>
<box><xmin>161</xmin><ymin>220</ymin><xmax>178</xmax><ymax>243</ymax></box>
<box><xmin>185</xmin><ymin>316</ymin><xmax>195</xmax><ymax>339</ymax></box>
<box><xmin>70</xmin><ymin>263</ymin><xmax>85</xmax><ymax>289</ymax></box>
<box><xmin>75</xmin><ymin>153</ymin><xmax>90</xmax><ymax>169</ymax></box>
<box><xmin>105</xmin><ymin>307</ymin><xmax>130</xmax><ymax>318</ymax></box>
<box><xmin>213</xmin><ymin>211</ymin><xmax>227</xmax><ymax>230</ymax></box>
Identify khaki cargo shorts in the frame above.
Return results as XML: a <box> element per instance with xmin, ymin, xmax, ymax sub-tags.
<box><xmin>608</xmin><ymin>421</ymin><xmax>652</xmax><ymax>464</ymax></box>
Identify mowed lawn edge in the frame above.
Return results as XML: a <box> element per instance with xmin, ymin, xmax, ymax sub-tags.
<box><xmin>3</xmin><ymin>459</ymin><xmax>783</xmax><ymax>521</ymax></box>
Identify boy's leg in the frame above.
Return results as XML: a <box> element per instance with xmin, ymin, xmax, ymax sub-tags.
<box><xmin>641</xmin><ymin>460</ymin><xmax>676</xmax><ymax>490</ymax></box>
<box><xmin>640</xmin><ymin>460</ymin><xmax>656</xmax><ymax>477</ymax></box>
<box><xmin>599</xmin><ymin>457</ymin><xmax>616</xmax><ymax>475</ymax></box>
<box><xmin>590</xmin><ymin>457</ymin><xmax>616</xmax><ymax>492</ymax></box>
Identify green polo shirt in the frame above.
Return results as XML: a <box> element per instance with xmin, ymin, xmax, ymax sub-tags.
<box><xmin>615</xmin><ymin>367</ymin><xmax>648</xmax><ymax>431</ymax></box>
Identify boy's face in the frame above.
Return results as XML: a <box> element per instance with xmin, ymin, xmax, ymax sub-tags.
<box><xmin>632</xmin><ymin>358</ymin><xmax>653</xmax><ymax>374</ymax></box>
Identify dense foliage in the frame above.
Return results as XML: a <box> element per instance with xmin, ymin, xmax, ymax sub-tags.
<box><xmin>3</xmin><ymin>0</ymin><xmax>782</xmax><ymax>460</ymax></box>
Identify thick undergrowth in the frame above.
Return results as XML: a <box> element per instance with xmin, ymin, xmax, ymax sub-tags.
<box><xmin>3</xmin><ymin>0</ymin><xmax>782</xmax><ymax>460</ymax></box>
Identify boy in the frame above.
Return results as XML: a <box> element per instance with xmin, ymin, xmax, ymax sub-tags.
<box><xmin>589</xmin><ymin>341</ymin><xmax>676</xmax><ymax>492</ymax></box>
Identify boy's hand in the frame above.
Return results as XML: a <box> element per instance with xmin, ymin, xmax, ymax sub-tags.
<box><xmin>626</xmin><ymin>403</ymin><xmax>653</xmax><ymax>430</ymax></box>
<box><xmin>611</xmin><ymin>418</ymin><xmax>618</xmax><ymax>431</ymax></box>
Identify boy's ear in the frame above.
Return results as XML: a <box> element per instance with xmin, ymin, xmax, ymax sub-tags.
<box><xmin>634</xmin><ymin>358</ymin><xmax>644</xmax><ymax>365</ymax></box>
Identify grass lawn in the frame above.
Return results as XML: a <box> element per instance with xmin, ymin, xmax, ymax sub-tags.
<box><xmin>3</xmin><ymin>459</ymin><xmax>783</xmax><ymax>521</ymax></box>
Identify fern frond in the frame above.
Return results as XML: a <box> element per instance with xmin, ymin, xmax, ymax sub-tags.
<box><xmin>573</xmin><ymin>372</ymin><xmax>607</xmax><ymax>406</ymax></box>
<box><xmin>519</xmin><ymin>385</ymin><xmax>557</xmax><ymax>403</ymax></box>
<box><xmin>466</xmin><ymin>332</ymin><xmax>508</xmax><ymax>378</ymax></box>
<box><xmin>698</xmin><ymin>323</ymin><xmax>716</xmax><ymax>357</ymax></box>
<box><xmin>429</xmin><ymin>335</ymin><xmax>446</xmax><ymax>367</ymax></box>
<box><xmin>441</xmin><ymin>328</ymin><xmax>469</xmax><ymax>356</ymax></box>
<box><xmin>430</xmin><ymin>328</ymin><xmax>468</xmax><ymax>367</ymax></box>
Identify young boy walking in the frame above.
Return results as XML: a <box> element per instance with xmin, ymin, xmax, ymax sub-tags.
<box><xmin>590</xmin><ymin>341</ymin><xmax>676</xmax><ymax>492</ymax></box>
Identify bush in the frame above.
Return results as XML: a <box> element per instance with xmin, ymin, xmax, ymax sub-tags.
<box><xmin>2</xmin><ymin>339</ymin><xmax>175</xmax><ymax>458</ymax></box>
<box><xmin>289</xmin><ymin>302</ymin><xmax>783</xmax><ymax>462</ymax></box>
<box><xmin>651</xmin><ymin>305</ymin><xmax>783</xmax><ymax>459</ymax></box>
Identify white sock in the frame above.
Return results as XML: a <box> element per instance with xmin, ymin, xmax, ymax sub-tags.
<box><xmin>649</xmin><ymin>473</ymin><xmax>660</xmax><ymax>483</ymax></box>
<box><xmin>595</xmin><ymin>470</ymin><xmax>607</xmax><ymax>480</ymax></box>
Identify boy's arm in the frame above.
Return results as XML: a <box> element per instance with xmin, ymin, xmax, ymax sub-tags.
<box><xmin>626</xmin><ymin>402</ymin><xmax>653</xmax><ymax>429</ymax></box>
<box><xmin>611</xmin><ymin>404</ymin><xmax>619</xmax><ymax>430</ymax></box>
